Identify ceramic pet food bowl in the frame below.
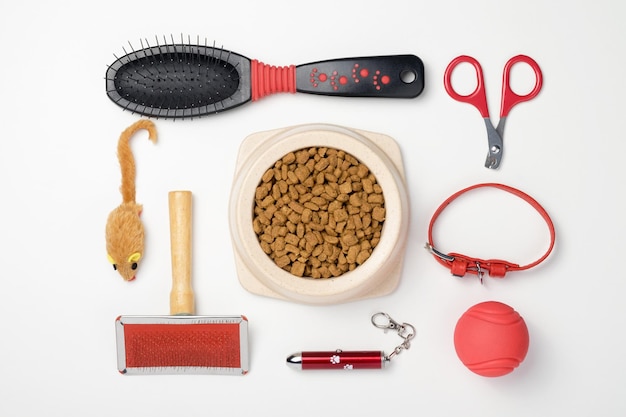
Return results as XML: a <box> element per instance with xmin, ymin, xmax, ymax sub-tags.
<box><xmin>228</xmin><ymin>123</ymin><xmax>409</xmax><ymax>305</ymax></box>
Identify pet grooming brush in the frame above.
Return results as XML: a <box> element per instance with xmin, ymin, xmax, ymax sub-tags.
<box><xmin>115</xmin><ymin>191</ymin><xmax>249</xmax><ymax>375</ymax></box>
<box><xmin>105</xmin><ymin>36</ymin><xmax>424</xmax><ymax>118</ymax></box>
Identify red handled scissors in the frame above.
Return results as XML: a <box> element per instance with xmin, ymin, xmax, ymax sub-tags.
<box><xmin>444</xmin><ymin>55</ymin><xmax>543</xmax><ymax>169</ymax></box>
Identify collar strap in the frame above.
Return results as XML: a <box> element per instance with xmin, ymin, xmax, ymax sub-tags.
<box><xmin>426</xmin><ymin>183</ymin><xmax>555</xmax><ymax>281</ymax></box>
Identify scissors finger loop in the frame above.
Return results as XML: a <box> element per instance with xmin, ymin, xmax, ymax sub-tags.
<box><xmin>444</xmin><ymin>55</ymin><xmax>489</xmax><ymax>118</ymax></box>
<box><xmin>501</xmin><ymin>54</ymin><xmax>543</xmax><ymax>117</ymax></box>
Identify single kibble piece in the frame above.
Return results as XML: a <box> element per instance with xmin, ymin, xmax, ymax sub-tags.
<box><xmin>253</xmin><ymin>147</ymin><xmax>385</xmax><ymax>278</ymax></box>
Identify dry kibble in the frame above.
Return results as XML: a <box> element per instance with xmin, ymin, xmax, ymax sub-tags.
<box><xmin>253</xmin><ymin>147</ymin><xmax>385</xmax><ymax>278</ymax></box>
<box><xmin>262</xmin><ymin>169</ymin><xmax>274</xmax><ymax>183</ymax></box>
<box><xmin>301</xmin><ymin>208</ymin><xmax>312</xmax><ymax>223</ymax></box>
<box><xmin>304</xmin><ymin>201</ymin><xmax>320</xmax><ymax>211</ymax></box>
<box><xmin>372</xmin><ymin>206</ymin><xmax>386</xmax><ymax>222</ymax></box>
<box><xmin>291</xmin><ymin>261</ymin><xmax>306</xmax><ymax>277</ymax></box>
<box><xmin>260</xmin><ymin>195</ymin><xmax>274</xmax><ymax>208</ymax></box>
<box><xmin>273</xmin><ymin>211</ymin><xmax>287</xmax><ymax>225</ymax></box>
<box><xmin>273</xmin><ymin>236</ymin><xmax>286</xmax><ymax>251</ymax></box>
<box><xmin>260</xmin><ymin>241</ymin><xmax>271</xmax><ymax>254</ymax></box>
<box><xmin>285</xmin><ymin>233</ymin><xmax>299</xmax><ymax>246</ymax></box>
<box><xmin>368</xmin><ymin>194</ymin><xmax>384</xmax><ymax>204</ymax></box>
<box><xmin>346</xmin><ymin>245</ymin><xmax>359</xmax><ymax>264</ymax></box>
<box><xmin>362</xmin><ymin>178</ymin><xmax>374</xmax><ymax>194</ymax></box>
<box><xmin>265</xmin><ymin>204</ymin><xmax>277</xmax><ymax>218</ymax></box>
<box><xmin>356</xmin><ymin>250</ymin><xmax>371</xmax><ymax>265</ymax></box>
<box><xmin>285</xmin><ymin>243</ymin><xmax>299</xmax><ymax>254</ymax></box>
<box><xmin>275</xmin><ymin>255</ymin><xmax>291</xmax><ymax>268</ymax></box>
<box><xmin>334</xmin><ymin>208</ymin><xmax>349</xmax><ymax>222</ymax></box>
<box><xmin>341</xmin><ymin>233</ymin><xmax>359</xmax><ymax>247</ymax></box>
<box><xmin>282</xmin><ymin>152</ymin><xmax>296</xmax><ymax>164</ymax></box>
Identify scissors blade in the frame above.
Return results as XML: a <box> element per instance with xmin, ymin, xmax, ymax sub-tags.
<box><xmin>484</xmin><ymin>119</ymin><xmax>504</xmax><ymax>169</ymax></box>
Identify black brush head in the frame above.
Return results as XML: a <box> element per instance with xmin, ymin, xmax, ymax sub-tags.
<box><xmin>106</xmin><ymin>41</ymin><xmax>252</xmax><ymax>119</ymax></box>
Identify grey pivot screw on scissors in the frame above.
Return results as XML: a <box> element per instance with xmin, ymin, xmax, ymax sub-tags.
<box><xmin>444</xmin><ymin>55</ymin><xmax>543</xmax><ymax>169</ymax></box>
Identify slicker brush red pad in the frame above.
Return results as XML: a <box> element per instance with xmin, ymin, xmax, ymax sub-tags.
<box><xmin>116</xmin><ymin>316</ymin><xmax>248</xmax><ymax>375</ymax></box>
<box><xmin>124</xmin><ymin>323</ymin><xmax>241</xmax><ymax>368</ymax></box>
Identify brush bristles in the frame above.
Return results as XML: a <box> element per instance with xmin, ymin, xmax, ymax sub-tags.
<box><xmin>116</xmin><ymin>315</ymin><xmax>249</xmax><ymax>375</ymax></box>
<box><xmin>124</xmin><ymin>323</ymin><xmax>241</xmax><ymax>368</ymax></box>
<box><xmin>105</xmin><ymin>36</ymin><xmax>252</xmax><ymax>119</ymax></box>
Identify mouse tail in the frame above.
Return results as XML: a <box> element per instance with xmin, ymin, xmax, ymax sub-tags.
<box><xmin>117</xmin><ymin>119</ymin><xmax>157</xmax><ymax>204</ymax></box>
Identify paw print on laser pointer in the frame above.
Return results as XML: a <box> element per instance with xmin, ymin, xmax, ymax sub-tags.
<box><xmin>330</xmin><ymin>354</ymin><xmax>341</xmax><ymax>364</ymax></box>
<box><xmin>343</xmin><ymin>364</ymin><xmax>354</xmax><ymax>370</ymax></box>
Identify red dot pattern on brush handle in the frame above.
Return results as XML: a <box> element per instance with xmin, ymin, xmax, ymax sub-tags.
<box><xmin>308</xmin><ymin>64</ymin><xmax>392</xmax><ymax>91</ymax></box>
<box><xmin>251</xmin><ymin>60</ymin><xmax>297</xmax><ymax>101</ymax></box>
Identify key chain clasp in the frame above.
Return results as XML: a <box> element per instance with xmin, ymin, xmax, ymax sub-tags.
<box><xmin>372</xmin><ymin>312</ymin><xmax>401</xmax><ymax>331</ymax></box>
<box><xmin>371</xmin><ymin>312</ymin><xmax>416</xmax><ymax>362</ymax></box>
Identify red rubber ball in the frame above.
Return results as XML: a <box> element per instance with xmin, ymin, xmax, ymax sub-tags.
<box><xmin>454</xmin><ymin>301</ymin><xmax>529</xmax><ymax>377</ymax></box>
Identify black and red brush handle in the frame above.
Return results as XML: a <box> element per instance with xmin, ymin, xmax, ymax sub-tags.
<box><xmin>251</xmin><ymin>55</ymin><xmax>424</xmax><ymax>100</ymax></box>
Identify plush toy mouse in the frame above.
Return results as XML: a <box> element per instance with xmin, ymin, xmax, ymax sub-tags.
<box><xmin>105</xmin><ymin>119</ymin><xmax>157</xmax><ymax>281</ymax></box>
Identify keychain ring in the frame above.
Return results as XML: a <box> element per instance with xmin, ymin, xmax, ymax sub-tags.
<box><xmin>426</xmin><ymin>183</ymin><xmax>555</xmax><ymax>281</ymax></box>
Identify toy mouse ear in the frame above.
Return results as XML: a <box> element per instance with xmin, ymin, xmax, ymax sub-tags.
<box><xmin>128</xmin><ymin>252</ymin><xmax>142</xmax><ymax>263</ymax></box>
<box><xmin>107</xmin><ymin>254</ymin><xmax>116</xmax><ymax>264</ymax></box>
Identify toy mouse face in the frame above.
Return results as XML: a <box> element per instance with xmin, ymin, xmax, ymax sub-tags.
<box><xmin>106</xmin><ymin>202</ymin><xmax>145</xmax><ymax>282</ymax></box>
<box><xmin>108</xmin><ymin>251</ymin><xmax>141</xmax><ymax>281</ymax></box>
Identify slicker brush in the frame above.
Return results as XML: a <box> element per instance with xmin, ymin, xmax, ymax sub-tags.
<box><xmin>115</xmin><ymin>191</ymin><xmax>249</xmax><ymax>375</ymax></box>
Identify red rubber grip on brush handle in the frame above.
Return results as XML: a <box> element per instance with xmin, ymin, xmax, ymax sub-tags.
<box><xmin>251</xmin><ymin>60</ymin><xmax>296</xmax><ymax>101</ymax></box>
<box><xmin>169</xmin><ymin>191</ymin><xmax>194</xmax><ymax>315</ymax></box>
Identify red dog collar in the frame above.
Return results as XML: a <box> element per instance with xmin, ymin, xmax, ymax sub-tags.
<box><xmin>426</xmin><ymin>183</ymin><xmax>555</xmax><ymax>282</ymax></box>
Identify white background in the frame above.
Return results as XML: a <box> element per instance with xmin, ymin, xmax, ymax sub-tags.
<box><xmin>1</xmin><ymin>0</ymin><xmax>624</xmax><ymax>415</ymax></box>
